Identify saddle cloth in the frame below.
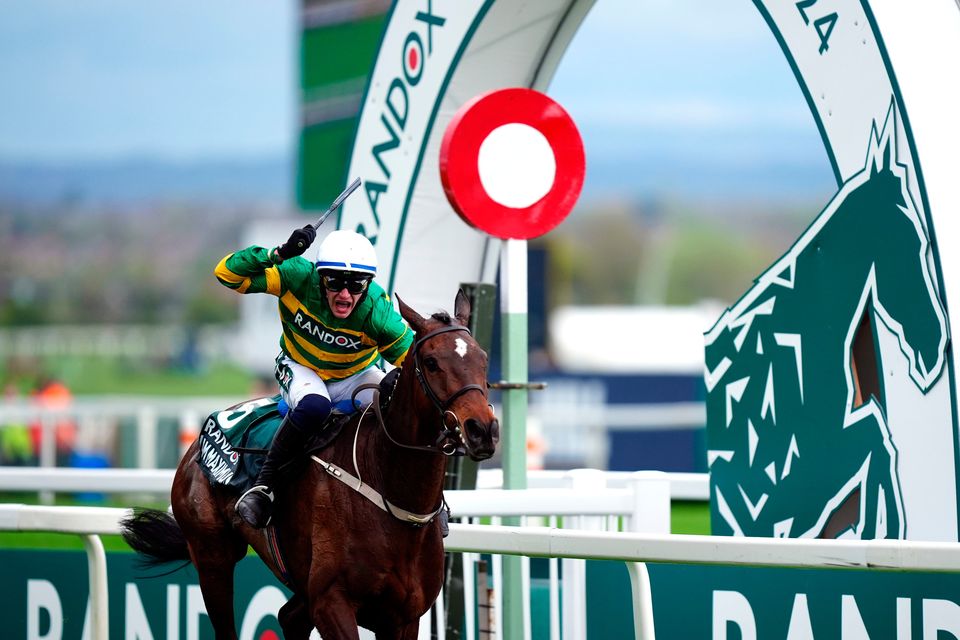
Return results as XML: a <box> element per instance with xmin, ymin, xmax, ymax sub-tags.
<box><xmin>196</xmin><ymin>394</ymin><xmax>346</xmax><ymax>490</ymax></box>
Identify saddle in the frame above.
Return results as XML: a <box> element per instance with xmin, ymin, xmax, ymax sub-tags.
<box><xmin>196</xmin><ymin>371</ymin><xmax>400</xmax><ymax>492</ymax></box>
<box><xmin>196</xmin><ymin>394</ymin><xmax>347</xmax><ymax>490</ymax></box>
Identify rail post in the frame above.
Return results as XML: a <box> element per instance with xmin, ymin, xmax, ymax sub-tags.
<box><xmin>626</xmin><ymin>471</ymin><xmax>670</xmax><ymax>640</ymax></box>
<box><xmin>561</xmin><ymin>469</ymin><xmax>606</xmax><ymax>639</ymax></box>
<box><xmin>82</xmin><ymin>533</ymin><xmax>109</xmax><ymax>639</ymax></box>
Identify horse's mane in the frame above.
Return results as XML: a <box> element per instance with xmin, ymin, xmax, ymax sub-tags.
<box><xmin>430</xmin><ymin>311</ymin><xmax>453</xmax><ymax>324</ymax></box>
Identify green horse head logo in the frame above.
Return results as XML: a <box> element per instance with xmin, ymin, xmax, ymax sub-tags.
<box><xmin>705</xmin><ymin>102</ymin><xmax>948</xmax><ymax>539</ymax></box>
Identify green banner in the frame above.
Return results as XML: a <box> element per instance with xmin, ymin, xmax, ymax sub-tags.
<box><xmin>1</xmin><ymin>550</ymin><xmax>288</xmax><ymax>639</ymax></box>
<box><xmin>6</xmin><ymin>550</ymin><xmax>960</xmax><ymax>638</ymax></box>
<box><xmin>649</xmin><ymin>564</ymin><xmax>960</xmax><ymax>639</ymax></box>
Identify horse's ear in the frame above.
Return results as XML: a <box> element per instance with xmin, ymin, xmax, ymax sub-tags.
<box><xmin>395</xmin><ymin>293</ymin><xmax>426</xmax><ymax>334</ymax></box>
<box><xmin>454</xmin><ymin>289</ymin><xmax>472</xmax><ymax>327</ymax></box>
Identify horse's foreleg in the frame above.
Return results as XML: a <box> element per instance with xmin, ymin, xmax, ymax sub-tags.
<box><xmin>376</xmin><ymin>621</ymin><xmax>421</xmax><ymax>640</ymax></box>
<box><xmin>312</xmin><ymin>595</ymin><xmax>361</xmax><ymax>640</ymax></box>
<box><xmin>279</xmin><ymin>594</ymin><xmax>315</xmax><ymax>639</ymax></box>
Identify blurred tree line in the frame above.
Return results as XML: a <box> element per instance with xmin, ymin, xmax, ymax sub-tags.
<box><xmin>0</xmin><ymin>200</ymin><xmax>287</xmax><ymax>326</ymax></box>
<box><xmin>0</xmin><ymin>195</ymin><xmax>816</xmax><ymax>328</ymax></box>
<box><xmin>541</xmin><ymin>197</ymin><xmax>813</xmax><ymax>309</ymax></box>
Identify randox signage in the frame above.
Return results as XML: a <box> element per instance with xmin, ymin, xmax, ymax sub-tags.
<box><xmin>2</xmin><ymin>551</ymin><xmax>288</xmax><ymax>639</ymax></box>
<box><xmin>6</xmin><ymin>550</ymin><xmax>960</xmax><ymax>639</ymax></box>
<box><xmin>649</xmin><ymin>564</ymin><xmax>960</xmax><ymax>639</ymax></box>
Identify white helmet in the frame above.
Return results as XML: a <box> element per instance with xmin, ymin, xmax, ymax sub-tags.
<box><xmin>315</xmin><ymin>230</ymin><xmax>378</xmax><ymax>276</ymax></box>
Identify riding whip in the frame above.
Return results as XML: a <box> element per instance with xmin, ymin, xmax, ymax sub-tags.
<box><xmin>297</xmin><ymin>177</ymin><xmax>363</xmax><ymax>250</ymax></box>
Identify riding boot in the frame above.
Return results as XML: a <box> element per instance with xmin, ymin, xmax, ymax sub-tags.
<box><xmin>236</xmin><ymin>415</ymin><xmax>308</xmax><ymax>528</ymax></box>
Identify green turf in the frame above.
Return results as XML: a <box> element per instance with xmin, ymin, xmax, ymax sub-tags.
<box><xmin>2</xmin><ymin>355</ymin><xmax>255</xmax><ymax>397</ymax></box>
<box><xmin>0</xmin><ymin>531</ymin><xmax>132</xmax><ymax>551</ymax></box>
<box><xmin>670</xmin><ymin>501</ymin><xmax>711</xmax><ymax>535</ymax></box>
<box><xmin>53</xmin><ymin>357</ymin><xmax>254</xmax><ymax>396</ymax></box>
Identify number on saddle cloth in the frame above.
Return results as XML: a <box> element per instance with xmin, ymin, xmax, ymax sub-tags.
<box><xmin>196</xmin><ymin>371</ymin><xmax>403</xmax><ymax>490</ymax></box>
<box><xmin>197</xmin><ymin>396</ymin><xmax>284</xmax><ymax>489</ymax></box>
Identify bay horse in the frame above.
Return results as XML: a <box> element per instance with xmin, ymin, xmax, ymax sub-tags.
<box><xmin>121</xmin><ymin>290</ymin><xmax>500</xmax><ymax>639</ymax></box>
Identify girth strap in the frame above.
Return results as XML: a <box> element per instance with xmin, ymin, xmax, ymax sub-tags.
<box><xmin>263</xmin><ymin>526</ymin><xmax>294</xmax><ymax>587</ymax></box>
<box><xmin>311</xmin><ymin>455</ymin><xmax>445</xmax><ymax>526</ymax></box>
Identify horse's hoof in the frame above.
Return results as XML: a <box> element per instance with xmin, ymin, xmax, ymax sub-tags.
<box><xmin>236</xmin><ymin>485</ymin><xmax>273</xmax><ymax>528</ymax></box>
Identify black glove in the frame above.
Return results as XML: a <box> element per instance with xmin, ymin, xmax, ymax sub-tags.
<box><xmin>274</xmin><ymin>225</ymin><xmax>317</xmax><ymax>262</ymax></box>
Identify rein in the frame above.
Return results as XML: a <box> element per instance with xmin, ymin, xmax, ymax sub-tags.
<box><xmin>354</xmin><ymin>323</ymin><xmax>488</xmax><ymax>456</ymax></box>
<box><xmin>351</xmin><ymin>384</ymin><xmax>438</xmax><ymax>455</ymax></box>
<box><xmin>315</xmin><ymin>322</ymin><xmax>487</xmax><ymax>527</ymax></box>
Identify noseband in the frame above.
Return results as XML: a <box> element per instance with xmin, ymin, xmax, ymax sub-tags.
<box><xmin>412</xmin><ymin>324</ymin><xmax>487</xmax><ymax>454</ymax></box>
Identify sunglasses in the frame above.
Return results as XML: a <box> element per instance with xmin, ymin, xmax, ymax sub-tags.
<box><xmin>321</xmin><ymin>273</ymin><xmax>370</xmax><ymax>294</ymax></box>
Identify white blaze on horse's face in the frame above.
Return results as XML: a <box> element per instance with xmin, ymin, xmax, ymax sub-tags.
<box><xmin>454</xmin><ymin>337</ymin><xmax>468</xmax><ymax>359</ymax></box>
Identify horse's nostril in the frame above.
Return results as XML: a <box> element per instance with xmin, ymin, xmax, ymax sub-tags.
<box><xmin>465</xmin><ymin>418</ymin><xmax>499</xmax><ymax>446</ymax></box>
<box><xmin>464</xmin><ymin>418</ymin><xmax>481</xmax><ymax>436</ymax></box>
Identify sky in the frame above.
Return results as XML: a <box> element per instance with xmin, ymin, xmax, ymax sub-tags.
<box><xmin>0</xmin><ymin>1</ymin><xmax>296</xmax><ymax>161</ymax></box>
<box><xmin>0</xmin><ymin>0</ymin><xmax>833</xmax><ymax>197</ymax></box>
<box><xmin>550</xmin><ymin>0</ymin><xmax>833</xmax><ymax>199</ymax></box>
<box><xmin>556</xmin><ymin>1</ymin><xmax>816</xmax><ymax>139</ymax></box>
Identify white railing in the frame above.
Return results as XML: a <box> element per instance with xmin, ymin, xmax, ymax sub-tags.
<box><xmin>446</xmin><ymin>469</ymin><xmax>672</xmax><ymax>640</ymax></box>
<box><xmin>0</xmin><ymin>466</ymin><xmax>712</xmax><ymax>501</ymax></box>
<box><xmin>0</xmin><ymin>467</ymin><xmax>177</xmax><ymax>494</ymax></box>
<box><xmin>0</xmin><ymin>467</ymin><xmax>700</xmax><ymax>637</ymax></box>
<box><xmin>0</xmin><ymin>470</ymin><xmax>668</xmax><ymax>640</ymax></box>
<box><xmin>5</xmin><ymin>470</ymin><xmax>960</xmax><ymax>640</ymax></box>
<box><xmin>445</xmin><ymin>525</ymin><xmax>960</xmax><ymax>572</ymax></box>
<box><xmin>5</xmin><ymin>499</ymin><xmax>960</xmax><ymax>640</ymax></box>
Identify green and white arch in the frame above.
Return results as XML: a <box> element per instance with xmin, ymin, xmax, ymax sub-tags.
<box><xmin>703</xmin><ymin>0</ymin><xmax>960</xmax><ymax>543</ymax></box>
<box><xmin>339</xmin><ymin>0</ymin><xmax>960</xmax><ymax>542</ymax></box>
<box><xmin>338</xmin><ymin>0</ymin><xmax>596</xmax><ymax>313</ymax></box>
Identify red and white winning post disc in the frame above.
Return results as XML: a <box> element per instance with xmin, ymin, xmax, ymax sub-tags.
<box><xmin>439</xmin><ymin>88</ymin><xmax>585</xmax><ymax>240</ymax></box>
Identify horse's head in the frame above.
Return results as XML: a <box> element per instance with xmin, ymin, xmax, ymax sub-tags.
<box><xmin>855</xmin><ymin>113</ymin><xmax>948</xmax><ymax>391</ymax></box>
<box><xmin>396</xmin><ymin>290</ymin><xmax>500</xmax><ymax>461</ymax></box>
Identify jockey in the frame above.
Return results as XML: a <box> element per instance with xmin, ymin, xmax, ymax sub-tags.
<box><xmin>214</xmin><ymin>225</ymin><xmax>413</xmax><ymax>528</ymax></box>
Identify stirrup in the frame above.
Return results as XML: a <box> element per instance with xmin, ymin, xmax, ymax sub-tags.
<box><xmin>236</xmin><ymin>485</ymin><xmax>275</xmax><ymax>528</ymax></box>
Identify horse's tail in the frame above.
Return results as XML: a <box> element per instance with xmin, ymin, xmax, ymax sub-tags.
<box><xmin>120</xmin><ymin>508</ymin><xmax>192</xmax><ymax>574</ymax></box>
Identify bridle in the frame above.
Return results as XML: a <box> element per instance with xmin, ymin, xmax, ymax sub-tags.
<box><xmin>411</xmin><ymin>324</ymin><xmax>488</xmax><ymax>454</ymax></box>
<box><xmin>359</xmin><ymin>323</ymin><xmax>488</xmax><ymax>455</ymax></box>
<box><xmin>321</xmin><ymin>322</ymin><xmax>490</xmax><ymax>527</ymax></box>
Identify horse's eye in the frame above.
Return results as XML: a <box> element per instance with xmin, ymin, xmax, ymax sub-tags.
<box><xmin>423</xmin><ymin>357</ymin><xmax>440</xmax><ymax>372</ymax></box>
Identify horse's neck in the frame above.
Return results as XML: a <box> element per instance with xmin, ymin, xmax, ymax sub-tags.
<box><xmin>372</xmin><ymin>383</ymin><xmax>448</xmax><ymax>513</ymax></box>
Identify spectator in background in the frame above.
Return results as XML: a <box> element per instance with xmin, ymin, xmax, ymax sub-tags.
<box><xmin>29</xmin><ymin>375</ymin><xmax>77</xmax><ymax>466</ymax></box>
<box><xmin>0</xmin><ymin>382</ymin><xmax>33</xmax><ymax>465</ymax></box>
